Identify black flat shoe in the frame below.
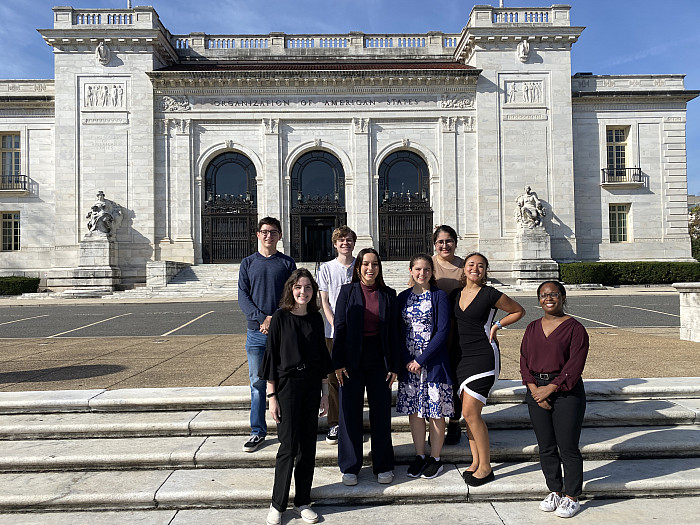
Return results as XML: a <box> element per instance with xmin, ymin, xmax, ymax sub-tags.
<box><xmin>467</xmin><ymin>471</ymin><xmax>494</xmax><ymax>487</ymax></box>
<box><xmin>461</xmin><ymin>470</ymin><xmax>475</xmax><ymax>483</ymax></box>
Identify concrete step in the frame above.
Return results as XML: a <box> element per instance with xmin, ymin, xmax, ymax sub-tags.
<box><xmin>0</xmin><ymin>398</ymin><xmax>698</xmax><ymax>440</ymax></box>
<box><xmin>2</xmin><ymin>498</ymin><xmax>700</xmax><ymax>525</ymax></box>
<box><xmin>0</xmin><ymin>425</ymin><xmax>697</xmax><ymax>473</ymax></box>
<box><xmin>0</xmin><ymin>458</ymin><xmax>698</xmax><ymax>511</ymax></box>
<box><xmin>1</xmin><ymin>378</ymin><xmax>697</xmax><ymax>414</ymax></box>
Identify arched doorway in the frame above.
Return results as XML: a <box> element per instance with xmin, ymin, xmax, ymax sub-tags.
<box><xmin>378</xmin><ymin>150</ymin><xmax>433</xmax><ymax>260</ymax></box>
<box><xmin>202</xmin><ymin>152</ymin><xmax>257</xmax><ymax>263</ymax></box>
<box><xmin>290</xmin><ymin>150</ymin><xmax>347</xmax><ymax>262</ymax></box>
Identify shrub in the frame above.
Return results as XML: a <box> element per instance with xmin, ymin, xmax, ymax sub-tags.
<box><xmin>559</xmin><ymin>262</ymin><xmax>700</xmax><ymax>285</ymax></box>
<box><xmin>0</xmin><ymin>277</ymin><xmax>40</xmax><ymax>295</ymax></box>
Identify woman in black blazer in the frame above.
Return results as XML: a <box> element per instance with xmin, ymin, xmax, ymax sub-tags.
<box><xmin>333</xmin><ymin>248</ymin><xmax>400</xmax><ymax>486</ymax></box>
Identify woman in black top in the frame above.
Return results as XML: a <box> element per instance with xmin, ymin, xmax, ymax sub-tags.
<box><xmin>452</xmin><ymin>252</ymin><xmax>525</xmax><ymax>486</ymax></box>
<box><xmin>262</xmin><ymin>268</ymin><xmax>332</xmax><ymax>525</ymax></box>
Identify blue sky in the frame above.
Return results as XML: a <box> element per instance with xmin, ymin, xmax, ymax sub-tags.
<box><xmin>1</xmin><ymin>0</ymin><xmax>699</xmax><ymax>193</ymax></box>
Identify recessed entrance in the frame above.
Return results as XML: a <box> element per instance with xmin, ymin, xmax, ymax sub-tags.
<box><xmin>289</xmin><ymin>150</ymin><xmax>346</xmax><ymax>262</ymax></box>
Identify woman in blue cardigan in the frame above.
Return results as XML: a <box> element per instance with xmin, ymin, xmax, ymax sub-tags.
<box><xmin>333</xmin><ymin>248</ymin><xmax>400</xmax><ymax>486</ymax></box>
<box><xmin>396</xmin><ymin>253</ymin><xmax>453</xmax><ymax>479</ymax></box>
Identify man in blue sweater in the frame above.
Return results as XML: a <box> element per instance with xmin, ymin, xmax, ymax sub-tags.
<box><xmin>238</xmin><ymin>216</ymin><xmax>296</xmax><ymax>452</ymax></box>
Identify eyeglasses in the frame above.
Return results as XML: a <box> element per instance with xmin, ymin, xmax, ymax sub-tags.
<box><xmin>435</xmin><ymin>240</ymin><xmax>455</xmax><ymax>246</ymax></box>
<box><xmin>539</xmin><ymin>292</ymin><xmax>561</xmax><ymax>299</ymax></box>
<box><xmin>258</xmin><ymin>229</ymin><xmax>280</xmax><ymax>237</ymax></box>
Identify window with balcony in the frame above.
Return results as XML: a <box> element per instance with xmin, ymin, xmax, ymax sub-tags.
<box><xmin>609</xmin><ymin>204</ymin><xmax>629</xmax><ymax>243</ymax></box>
<box><xmin>1</xmin><ymin>134</ymin><xmax>26</xmax><ymax>191</ymax></box>
<box><xmin>602</xmin><ymin>127</ymin><xmax>641</xmax><ymax>185</ymax></box>
<box><xmin>1</xmin><ymin>211</ymin><xmax>20</xmax><ymax>251</ymax></box>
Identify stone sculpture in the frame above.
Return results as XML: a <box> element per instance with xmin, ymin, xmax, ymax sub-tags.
<box><xmin>95</xmin><ymin>42</ymin><xmax>111</xmax><ymax>66</ymax></box>
<box><xmin>86</xmin><ymin>191</ymin><xmax>122</xmax><ymax>236</ymax></box>
<box><xmin>515</xmin><ymin>185</ymin><xmax>546</xmax><ymax>228</ymax></box>
<box><xmin>517</xmin><ymin>40</ymin><xmax>530</xmax><ymax>62</ymax></box>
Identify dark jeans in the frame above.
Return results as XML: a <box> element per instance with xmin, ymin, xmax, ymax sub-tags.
<box><xmin>271</xmin><ymin>374</ymin><xmax>320</xmax><ymax>511</ymax></box>
<box><xmin>325</xmin><ymin>338</ymin><xmax>339</xmax><ymax>427</ymax></box>
<box><xmin>526</xmin><ymin>378</ymin><xmax>586</xmax><ymax>498</ymax></box>
<box><xmin>337</xmin><ymin>336</ymin><xmax>394</xmax><ymax>475</ymax></box>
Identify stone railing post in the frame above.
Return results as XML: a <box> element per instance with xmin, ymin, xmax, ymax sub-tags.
<box><xmin>672</xmin><ymin>282</ymin><xmax>700</xmax><ymax>342</ymax></box>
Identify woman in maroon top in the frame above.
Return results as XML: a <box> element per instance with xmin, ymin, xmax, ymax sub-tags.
<box><xmin>333</xmin><ymin>248</ymin><xmax>400</xmax><ymax>486</ymax></box>
<box><xmin>520</xmin><ymin>281</ymin><xmax>589</xmax><ymax>519</ymax></box>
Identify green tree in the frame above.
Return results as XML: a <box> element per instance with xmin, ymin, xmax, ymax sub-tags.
<box><xmin>689</xmin><ymin>205</ymin><xmax>700</xmax><ymax>261</ymax></box>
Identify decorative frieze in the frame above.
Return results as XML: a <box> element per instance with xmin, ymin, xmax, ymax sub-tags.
<box><xmin>83</xmin><ymin>83</ymin><xmax>126</xmax><ymax>109</ymax></box>
<box><xmin>440</xmin><ymin>94</ymin><xmax>474</xmax><ymax>109</ymax></box>
<box><xmin>158</xmin><ymin>95</ymin><xmax>191</xmax><ymax>112</ymax></box>
<box><xmin>503</xmin><ymin>113</ymin><xmax>548</xmax><ymax>121</ymax></box>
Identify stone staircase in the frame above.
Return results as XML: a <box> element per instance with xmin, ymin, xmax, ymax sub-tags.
<box><xmin>0</xmin><ymin>378</ymin><xmax>698</xmax><ymax>516</ymax></box>
<box><xmin>106</xmin><ymin>261</ymin><xmax>412</xmax><ymax>300</ymax></box>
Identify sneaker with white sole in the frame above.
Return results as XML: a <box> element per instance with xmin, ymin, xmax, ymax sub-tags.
<box><xmin>294</xmin><ymin>505</ymin><xmax>319</xmax><ymax>524</ymax></box>
<box><xmin>540</xmin><ymin>491</ymin><xmax>562</xmax><ymax>512</ymax></box>
<box><xmin>406</xmin><ymin>455</ymin><xmax>427</xmax><ymax>478</ymax></box>
<box><xmin>326</xmin><ymin>425</ymin><xmax>339</xmax><ymax>445</ymax></box>
<box><xmin>266</xmin><ymin>504</ymin><xmax>282</xmax><ymax>525</ymax></box>
<box><xmin>341</xmin><ymin>473</ymin><xmax>358</xmax><ymax>486</ymax></box>
<box><xmin>242</xmin><ymin>434</ymin><xmax>265</xmax><ymax>452</ymax></box>
<box><xmin>377</xmin><ymin>471</ymin><xmax>394</xmax><ymax>484</ymax></box>
<box><xmin>555</xmin><ymin>496</ymin><xmax>581</xmax><ymax>518</ymax></box>
<box><xmin>420</xmin><ymin>457</ymin><xmax>444</xmax><ymax>479</ymax></box>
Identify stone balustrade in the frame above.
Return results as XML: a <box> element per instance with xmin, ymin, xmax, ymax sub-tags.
<box><xmin>51</xmin><ymin>6</ymin><xmax>168</xmax><ymax>33</ymax></box>
<box><xmin>672</xmin><ymin>282</ymin><xmax>700</xmax><ymax>342</ymax></box>
<box><xmin>468</xmin><ymin>5</ymin><xmax>571</xmax><ymax>28</ymax></box>
<box><xmin>171</xmin><ymin>31</ymin><xmax>460</xmax><ymax>58</ymax></box>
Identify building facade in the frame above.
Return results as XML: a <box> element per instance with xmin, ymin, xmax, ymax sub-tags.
<box><xmin>0</xmin><ymin>4</ymin><xmax>697</xmax><ymax>287</ymax></box>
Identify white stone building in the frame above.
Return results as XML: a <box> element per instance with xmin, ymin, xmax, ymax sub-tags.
<box><xmin>0</xmin><ymin>3</ymin><xmax>697</xmax><ymax>287</ymax></box>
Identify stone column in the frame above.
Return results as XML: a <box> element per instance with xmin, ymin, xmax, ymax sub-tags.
<box><xmin>350</xmin><ymin>118</ymin><xmax>373</xmax><ymax>251</ymax></box>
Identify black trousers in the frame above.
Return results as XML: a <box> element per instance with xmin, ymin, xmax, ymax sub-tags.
<box><xmin>337</xmin><ymin>337</ymin><xmax>394</xmax><ymax>475</ymax></box>
<box><xmin>271</xmin><ymin>374</ymin><xmax>320</xmax><ymax>512</ymax></box>
<box><xmin>526</xmin><ymin>378</ymin><xmax>586</xmax><ymax>498</ymax></box>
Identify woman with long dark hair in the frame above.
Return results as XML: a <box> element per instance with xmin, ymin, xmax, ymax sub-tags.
<box><xmin>262</xmin><ymin>268</ymin><xmax>332</xmax><ymax>525</ymax></box>
<box><xmin>333</xmin><ymin>248</ymin><xmax>400</xmax><ymax>486</ymax></box>
<box><xmin>452</xmin><ymin>252</ymin><xmax>525</xmax><ymax>486</ymax></box>
<box><xmin>520</xmin><ymin>281</ymin><xmax>588</xmax><ymax>518</ymax></box>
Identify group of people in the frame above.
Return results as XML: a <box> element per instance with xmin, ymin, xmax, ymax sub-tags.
<box><xmin>237</xmin><ymin>218</ymin><xmax>590</xmax><ymax>524</ymax></box>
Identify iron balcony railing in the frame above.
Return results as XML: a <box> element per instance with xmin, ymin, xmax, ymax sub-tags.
<box><xmin>601</xmin><ymin>167</ymin><xmax>642</xmax><ymax>184</ymax></box>
<box><xmin>0</xmin><ymin>174</ymin><xmax>28</xmax><ymax>191</ymax></box>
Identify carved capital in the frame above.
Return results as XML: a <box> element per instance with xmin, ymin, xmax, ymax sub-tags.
<box><xmin>459</xmin><ymin>116</ymin><xmax>476</xmax><ymax>133</ymax></box>
<box><xmin>440</xmin><ymin>116</ymin><xmax>456</xmax><ymax>132</ymax></box>
<box><xmin>174</xmin><ymin>119</ymin><xmax>190</xmax><ymax>134</ymax></box>
<box><xmin>263</xmin><ymin>118</ymin><xmax>279</xmax><ymax>134</ymax></box>
<box><xmin>353</xmin><ymin>117</ymin><xmax>369</xmax><ymax>134</ymax></box>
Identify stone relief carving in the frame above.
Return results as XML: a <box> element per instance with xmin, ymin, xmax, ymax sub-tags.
<box><xmin>158</xmin><ymin>96</ymin><xmax>191</xmax><ymax>112</ymax></box>
<box><xmin>440</xmin><ymin>94</ymin><xmax>474</xmax><ymax>109</ymax></box>
<box><xmin>515</xmin><ymin>186</ymin><xmax>546</xmax><ymax>228</ymax></box>
<box><xmin>517</xmin><ymin>40</ymin><xmax>530</xmax><ymax>63</ymax></box>
<box><xmin>85</xmin><ymin>84</ymin><xmax>125</xmax><ymax>108</ymax></box>
<box><xmin>459</xmin><ymin>116</ymin><xmax>476</xmax><ymax>132</ymax></box>
<box><xmin>440</xmin><ymin>116</ymin><xmax>456</xmax><ymax>132</ymax></box>
<box><xmin>314</xmin><ymin>138</ymin><xmax>322</xmax><ymax>147</ymax></box>
<box><xmin>86</xmin><ymin>191</ymin><xmax>123</xmax><ymax>236</ymax></box>
<box><xmin>353</xmin><ymin>117</ymin><xmax>369</xmax><ymax>133</ymax></box>
<box><xmin>174</xmin><ymin>119</ymin><xmax>190</xmax><ymax>134</ymax></box>
<box><xmin>95</xmin><ymin>42</ymin><xmax>112</xmax><ymax>66</ymax></box>
<box><xmin>402</xmin><ymin>138</ymin><xmax>410</xmax><ymax>147</ymax></box>
<box><xmin>263</xmin><ymin>118</ymin><xmax>278</xmax><ymax>134</ymax></box>
<box><xmin>225</xmin><ymin>140</ymin><xmax>235</xmax><ymax>149</ymax></box>
<box><xmin>506</xmin><ymin>81</ymin><xmax>543</xmax><ymax>104</ymax></box>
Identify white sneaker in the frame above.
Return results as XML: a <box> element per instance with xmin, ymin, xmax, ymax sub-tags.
<box><xmin>294</xmin><ymin>505</ymin><xmax>319</xmax><ymax>524</ymax></box>
<box><xmin>341</xmin><ymin>473</ymin><xmax>358</xmax><ymax>486</ymax></box>
<box><xmin>555</xmin><ymin>497</ymin><xmax>581</xmax><ymax>518</ymax></box>
<box><xmin>540</xmin><ymin>491</ymin><xmax>562</xmax><ymax>512</ymax></box>
<box><xmin>377</xmin><ymin>471</ymin><xmax>394</xmax><ymax>484</ymax></box>
<box><xmin>266</xmin><ymin>504</ymin><xmax>282</xmax><ymax>525</ymax></box>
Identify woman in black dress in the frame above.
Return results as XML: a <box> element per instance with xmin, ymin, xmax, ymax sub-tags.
<box><xmin>452</xmin><ymin>252</ymin><xmax>525</xmax><ymax>486</ymax></box>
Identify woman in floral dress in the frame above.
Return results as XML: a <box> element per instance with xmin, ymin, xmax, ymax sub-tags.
<box><xmin>396</xmin><ymin>254</ymin><xmax>453</xmax><ymax>479</ymax></box>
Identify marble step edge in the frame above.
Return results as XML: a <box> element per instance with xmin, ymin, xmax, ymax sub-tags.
<box><xmin>0</xmin><ymin>378</ymin><xmax>698</xmax><ymax>414</ymax></box>
<box><xmin>0</xmin><ymin>459</ymin><xmax>698</xmax><ymax>511</ymax></box>
<box><xmin>0</xmin><ymin>425</ymin><xmax>697</xmax><ymax>473</ymax></box>
<box><xmin>0</xmin><ymin>399</ymin><xmax>698</xmax><ymax>441</ymax></box>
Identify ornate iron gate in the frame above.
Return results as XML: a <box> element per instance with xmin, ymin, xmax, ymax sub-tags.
<box><xmin>379</xmin><ymin>196</ymin><xmax>433</xmax><ymax>260</ymax></box>
<box><xmin>202</xmin><ymin>197</ymin><xmax>257</xmax><ymax>263</ymax></box>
